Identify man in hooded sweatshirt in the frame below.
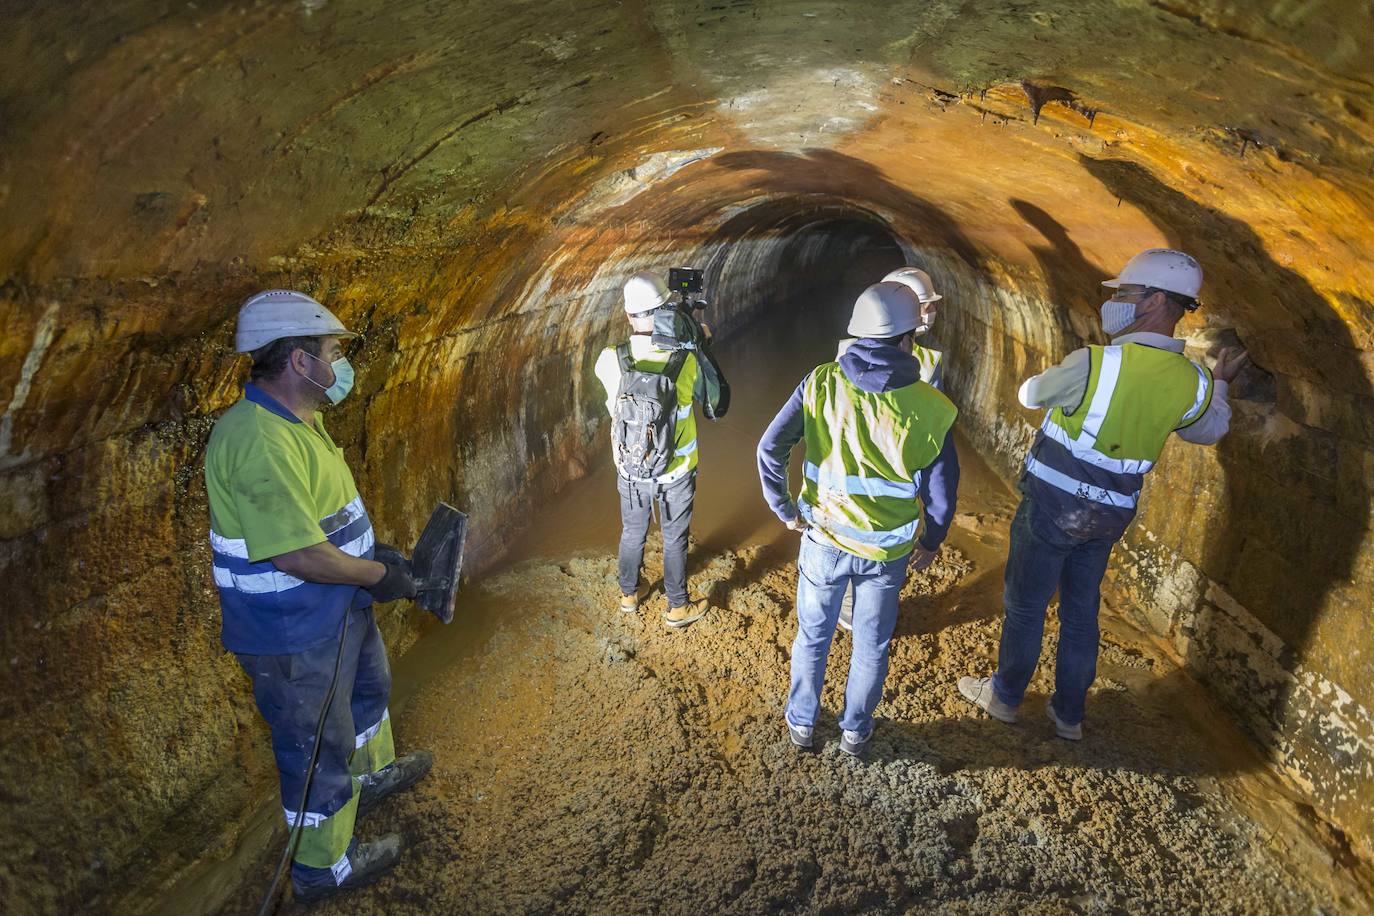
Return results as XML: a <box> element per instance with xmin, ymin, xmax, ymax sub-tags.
<box><xmin>757</xmin><ymin>282</ymin><xmax>961</xmax><ymax>757</ymax></box>
<box><xmin>834</xmin><ymin>266</ymin><xmax>946</xmax><ymax>633</ymax></box>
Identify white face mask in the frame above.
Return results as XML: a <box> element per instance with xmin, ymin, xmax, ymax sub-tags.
<box><xmin>912</xmin><ymin>302</ymin><xmax>936</xmax><ymax>336</ymax></box>
<box><xmin>1100</xmin><ymin>299</ymin><xmax>1137</xmax><ymax>336</ymax></box>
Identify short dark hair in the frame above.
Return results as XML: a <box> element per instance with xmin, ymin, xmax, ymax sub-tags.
<box><xmin>250</xmin><ymin>335</ymin><xmax>323</xmax><ymax>381</ymax></box>
<box><xmin>1148</xmin><ymin>287</ymin><xmax>1198</xmax><ymax>313</ymax></box>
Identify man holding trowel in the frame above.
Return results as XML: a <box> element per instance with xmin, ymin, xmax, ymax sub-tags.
<box><xmin>204</xmin><ymin>289</ymin><xmax>434</xmax><ymax>902</ymax></box>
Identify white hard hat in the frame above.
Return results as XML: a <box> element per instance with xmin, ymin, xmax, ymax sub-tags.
<box><xmin>882</xmin><ymin>267</ymin><xmax>942</xmax><ymax>303</ymax></box>
<box><xmin>847</xmin><ymin>282</ymin><xmax>924</xmax><ymax>338</ymax></box>
<box><xmin>235</xmin><ymin>289</ymin><xmax>357</xmax><ymax>353</ymax></box>
<box><xmin>1103</xmin><ymin>248</ymin><xmax>1203</xmax><ymax>300</ymax></box>
<box><xmin>622</xmin><ymin>271</ymin><xmax>672</xmax><ymax>315</ymax></box>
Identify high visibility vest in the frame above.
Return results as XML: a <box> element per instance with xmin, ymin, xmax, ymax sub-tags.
<box><xmin>799</xmin><ymin>363</ymin><xmax>958</xmax><ymax>561</ymax></box>
<box><xmin>1023</xmin><ymin>343</ymin><xmax>1211</xmax><ymax>534</ymax></box>
<box><xmin>913</xmin><ymin>343</ymin><xmax>943</xmax><ymax>388</ymax></box>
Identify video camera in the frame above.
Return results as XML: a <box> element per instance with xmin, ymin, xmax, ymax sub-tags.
<box><xmin>652</xmin><ymin>267</ymin><xmax>710</xmax><ymax>349</ymax></box>
<box><xmin>668</xmin><ymin>267</ymin><xmax>707</xmax><ymax>306</ymax></box>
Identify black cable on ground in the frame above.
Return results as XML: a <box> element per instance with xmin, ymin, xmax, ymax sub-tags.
<box><xmin>256</xmin><ymin>610</ymin><xmax>352</xmax><ymax>916</ymax></box>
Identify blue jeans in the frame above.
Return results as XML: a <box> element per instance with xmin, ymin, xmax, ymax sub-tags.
<box><xmin>786</xmin><ymin>531</ymin><xmax>908</xmax><ymax>738</ymax></box>
<box><xmin>991</xmin><ymin>497</ymin><xmax>1115</xmax><ymax>726</ymax></box>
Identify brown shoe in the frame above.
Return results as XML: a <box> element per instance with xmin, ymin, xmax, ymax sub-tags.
<box><xmin>664</xmin><ymin>597</ymin><xmax>709</xmax><ymax>629</ymax></box>
<box><xmin>619</xmin><ymin>586</ymin><xmax>644</xmax><ymax>613</ymax></box>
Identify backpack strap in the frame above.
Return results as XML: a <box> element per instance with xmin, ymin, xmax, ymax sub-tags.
<box><xmin>615</xmin><ymin>343</ymin><xmax>634</xmax><ymax>374</ymax></box>
<box><xmin>662</xmin><ymin>348</ymin><xmax>690</xmax><ymax>383</ymax></box>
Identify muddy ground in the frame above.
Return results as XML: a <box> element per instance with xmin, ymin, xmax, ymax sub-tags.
<box><xmin>229</xmin><ymin>483</ymin><xmax>1370</xmax><ymax>914</ymax></box>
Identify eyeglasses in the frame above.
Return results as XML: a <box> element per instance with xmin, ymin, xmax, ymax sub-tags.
<box><xmin>1108</xmin><ymin>286</ymin><xmax>1151</xmax><ymax>302</ymax></box>
<box><xmin>1108</xmin><ymin>286</ymin><xmax>1201</xmax><ymax>311</ymax></box>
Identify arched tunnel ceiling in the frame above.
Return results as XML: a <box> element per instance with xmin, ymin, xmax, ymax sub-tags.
<box><xmin>2</xmin><ymin>0</ymin><xmax>1373</xmax><ymax>284</ymax></box>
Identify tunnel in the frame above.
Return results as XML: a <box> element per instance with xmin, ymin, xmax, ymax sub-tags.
<box><xmin>2</xmin><ymin>1</ymin><xmax>1373</xmax><ymax>912</ymax></box>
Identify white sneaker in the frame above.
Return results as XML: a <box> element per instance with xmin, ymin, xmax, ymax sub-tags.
<box><xmin>957</xmin><ymin>676</ymin><xmax>1018</xmax><ymax>724</ymax></box>
<box><xmin>787</xmin><ymin>723</ymin><xmax>814</xmax><ymax>749</ymax></box>
<box><xmin>1046</xmin><ymin>702</ymin><xmax>1083</xmax><ymax>741</ymax></box>
<box><xmin>837</xmin><ymin>587</ymin><xmax>854</xmax><ymax>633</ymax></box>
<box><xmin>839</xmin><ymin>728</ymin><xmax>871</xmax><ymax>757</ymax></box>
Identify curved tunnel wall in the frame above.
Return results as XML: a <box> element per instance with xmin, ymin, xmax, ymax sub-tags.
<box><xmin>1</xmin><ymin>1</ymin><xmax>1373</xmax><ymax>909</ymax></box>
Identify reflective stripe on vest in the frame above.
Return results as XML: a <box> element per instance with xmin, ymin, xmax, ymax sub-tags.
<box><xmin>1024</xmin><ymin>455</ymin><xmax>1138</xmax><ymax>508</ymax></box>
<box><xmin>1178</xmin><ymin>360</ymin><xmax>1211</xmax><ymax>426</ymax></box>
<box><xmin>1024</xmin><ymin>345</ymin><xmax>1211</xmax><ymax>511</ymax></box>
<box><xmin>796</xmin><ymin>499</ymin><xmax>922</xmax><ymax>549</ymax></box>
<box><xmin>210</xmin><ymin>495</ymin><xmax>374</xmax><ymax>596</ymax></box>
<box><xmin>803</xmin><ymin>460</ymin><xmax>918</xmax><ymax>500</ymax></box>
<box><xmin>913</xmin><ymin>344</ymin><xmax>943</xmax><ymax>387</ymax></box>
<box><xmin>800</xmin><ymin>363</ymin><xmax>956</xmax><ymax>561</ymax></box>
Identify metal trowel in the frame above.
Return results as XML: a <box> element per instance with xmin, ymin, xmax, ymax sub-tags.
<box><xmin>410</xmin><ymin>502</ymin><xmax>468</xmax><ymax>624</ymax></box>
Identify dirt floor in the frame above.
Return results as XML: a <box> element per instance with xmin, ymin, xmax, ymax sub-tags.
<box><xmin>228</xmin><ymin>457</ymin><xmax>1372</xmax><ymax>914</ymax></box>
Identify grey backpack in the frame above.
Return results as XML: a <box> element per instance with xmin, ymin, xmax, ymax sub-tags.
<box><xmin>612</xmin><ymin>344</ymin><xmax>690</xmax><ymax>480</ymax></box>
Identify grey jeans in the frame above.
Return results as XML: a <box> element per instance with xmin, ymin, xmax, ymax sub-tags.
<box><xmin>617</xmin><ymin>471</ymin><xmax>696</xmax><ymax>607</ymax></box>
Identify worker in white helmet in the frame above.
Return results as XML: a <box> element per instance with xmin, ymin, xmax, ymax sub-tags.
<box><xmin>835</xmin><ymin>265</ymin><xmax>947</xmax><ymax>633</ymax></box>
<box><xmin>593</xmin><ymin>271</ymin><xmax>726</xmax><ymax>629</ymax></box>
<box><xmin>204</xmin><ymin>291</ymin><xmax>432</xmax><ymax>901</ymax></box>
<box><xmin>758</xmin><ymin>282</ymin><xmax>961</xmax><ymax>757</ymax></box>
<box><xmin>837</xmin><ymin>267</ymin><xmax>945</xmax><ymax>385</ymax></box>
<box><xmin>958</xmin><ymin>249</ymin><xmax>1249</xmax><ymax>741</ymax></box>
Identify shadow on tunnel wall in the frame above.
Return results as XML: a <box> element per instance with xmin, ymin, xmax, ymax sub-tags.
<box><xmin>1075</xmin><ymin>157</ymin><xmax>1372</xmax><ymax>796</ymax></box>
<box><xmin>1009</xmin><ymin>199</ymin><xmax>1111</xmax><ymax>345</ymax></box>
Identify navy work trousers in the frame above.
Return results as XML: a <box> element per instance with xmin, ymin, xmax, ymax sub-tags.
<box><xmin>236</xmin><ymin>603</ymin><xmax>394</xmax><ymax>889</ymax></box>
<box><xmin>991</xmin><ymin>497</ymin><xmax>1116</xmax><ymax>726</ymax></box>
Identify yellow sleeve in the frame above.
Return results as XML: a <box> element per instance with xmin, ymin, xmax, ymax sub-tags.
<box><xmin>231</xmin><ymin>441</ymin><xmax>327</xmax><ymax>562</ymax></box>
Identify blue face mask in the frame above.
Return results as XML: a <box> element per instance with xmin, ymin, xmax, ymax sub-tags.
<box><xmin>303</xmin><ymin>351</ymin><xmax>355</xmax><ymax>405</ymax></box>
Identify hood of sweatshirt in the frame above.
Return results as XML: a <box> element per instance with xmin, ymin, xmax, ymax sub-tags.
<box><xmin>838</xmin><ymin>338</ymin><xmax>922</xmax><ymax>393</ymax></box>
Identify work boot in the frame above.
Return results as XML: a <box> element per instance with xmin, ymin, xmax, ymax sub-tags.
<box><xmin>957</xmin><ymin>676</ymin><xmax>1018</xmax><ymax>724</ymax></box>
<box><xmin>292</xmin><ymin>834</ymin><xmax>402</xmax><ymax>904</ymax></box>
<box><xmin>619</xmin><ymin>584</ymin><xmax>644</xmax><ymax>613</ymax></box>
<box><xmin>787</xmin><ymin>722</ymin><xmax>814</xmax><ymax>749</ymax></box>
<box><xmin>664</xmin><ymin>597</ymin><xmax>709</xmax><ymax>629</ymax></box>
<box><xmin>837</xmin><ymin>588</ymin><xmax>854</xmax><ymax>633</ymax></box>
<box><xmin>1046</xmin><ymin>701</ymin><xmax>1083</xmax><ymax>741</ymax></box>
<box><xmin>358</xmin><ymin>751</ymin><xmax>434</xmax><ymax>818</ymax></box>
<box><xmin>839</xmin><ymin>727</ymin><xmax>872</xmax><ymax>758</ymax></box>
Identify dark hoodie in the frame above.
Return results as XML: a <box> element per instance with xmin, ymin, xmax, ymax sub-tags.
<box><xmin>756</xmin><ymin>338</ymin><xmax>960</xmax><ymax>551</ymax></box>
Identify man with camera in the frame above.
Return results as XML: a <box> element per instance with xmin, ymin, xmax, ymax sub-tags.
<box><xmin>594</xmin><ymin>269</ymin><xmax>729</xmax><ymax>629</ymax></box>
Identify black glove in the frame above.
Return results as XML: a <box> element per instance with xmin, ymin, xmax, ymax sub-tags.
<box><xmin>367</xmin><ymin>546</ymin><xmax>418</xmax><ymax>603</ymax></box>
